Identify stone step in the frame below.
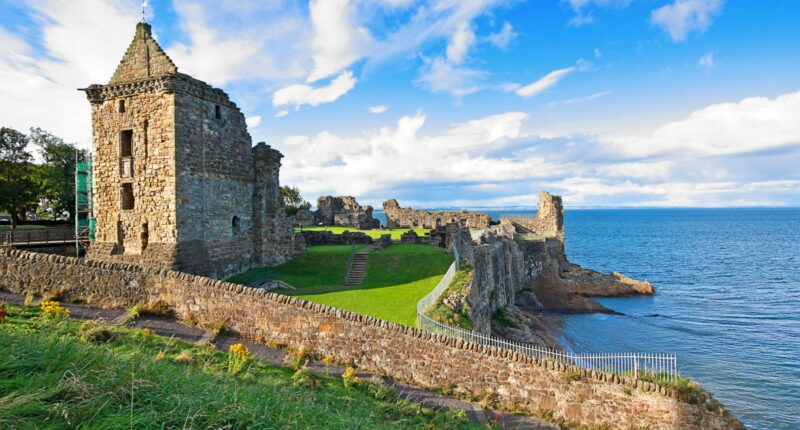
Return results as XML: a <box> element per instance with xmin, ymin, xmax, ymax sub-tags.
<box><xmin>343</xmin><ymin>251</ymin><xmax>369</xmax><ymax>286</ymax></box>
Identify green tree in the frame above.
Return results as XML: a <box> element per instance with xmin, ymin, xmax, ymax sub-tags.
<box><xmin>0</xmin><ymin>127</ymin><xmax>38</xmax><ymax>228</ymax></box>
<box><xmin>281</xmin><ymin>185</ymin><xmax>311</xmax><ymax>217</ymax></box>
<box><xmin>29</xmin><ymin>127</ymin><xmax>85</xmax><ymax>221</ymax></box>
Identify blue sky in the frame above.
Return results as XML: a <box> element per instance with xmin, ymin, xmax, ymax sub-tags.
<box><xmin>1</xmin><ymin>0</ymin><xmax>799</xmax><ymax>208</ymax></box>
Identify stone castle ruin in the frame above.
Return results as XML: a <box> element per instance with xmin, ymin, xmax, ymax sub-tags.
<box><xmin>314</xmin><ymin>196</ymin><xmax>379</xmax><ymax>229</ymax></box>
<box><xmin>383</xmin><ymin>199</ymin><xmax>493</xmax><ymax>230</ymax></box>
<box><xmin>82</xmin><ymin>23</ymin><xmax>300</xmax><ymax>280</ymax></box>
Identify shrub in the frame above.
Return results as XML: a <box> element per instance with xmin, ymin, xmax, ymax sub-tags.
<box><xmin>291</xmin><ymin>368</ymin><xmax>318</xmax><ymax>389</ymax></box>
<box><xmin>342</xmin><ymin>366</ymin><xmax>361</xmax><ymax>389</ymax></box>
<box><xmin>78</xmin><ymin>321</ymin><xmax>117</xmax><ymax>344</ymax></box>
<box><xmin>322</xmin><ymin>355</ymin><xmax>334</xmax><ymax>376</ymax></box>
<box><xmin>366</xmin><ymin>382</ymin><xmax>396</xmax><ymax>402</ymax></box>
<box><xmin>564</xmin><ymin>368</ymin><xmax>583</xmax><ymax>383</ymax></box>
<box><xmin>227</xmin><ymin>343</ymin><xmax>250</xmax><ymax>375</ymax></box>
<box><xmin>140</xmin><ymin>300</ymin><xmax>172</xmax><ymax>316</ymax></box>
<box><xmin>492</xmin><ymin>308</ymin><xmax>518</xmax><ymax>329</ymax></box>
<box><xmin>286</xmin><ymin>345</ymin><xmax>308</xmax><ymax>370</ymax></box>
<box><xmin>122</xmin><ymin>305</ymin><xmax>140</xmax><ymax>324</ymax></box>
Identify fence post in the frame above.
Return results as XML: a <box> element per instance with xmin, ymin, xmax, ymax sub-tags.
<box><xmin>634</xmin><ymin>357</ymin><xmax>639</xmax><ymax>380</ymax></box>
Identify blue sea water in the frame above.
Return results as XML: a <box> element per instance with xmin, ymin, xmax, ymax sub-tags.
<box><xmin>557</xmin><ymin>208</ymin><xmax>800</xmax><ymax>430</ymax></box>
<box><xmin>376</xmin><ymin>208</ymin><xmax>799</xmax><ymax>429</ymax></box>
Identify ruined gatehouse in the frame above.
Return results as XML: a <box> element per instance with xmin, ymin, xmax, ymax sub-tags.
<box><xmin>82</xmin><ymin>23</ymin><xmax>301</xmax><ymax>280</ymax></box>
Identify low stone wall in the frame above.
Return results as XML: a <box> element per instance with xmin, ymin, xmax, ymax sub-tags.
<box><xmin>299</xmin><ymin>230</ymin><xmax>373</xmax><ymax>246</ymax></box>
<box><xmin>0</xmin><ymin>248</ymin><xmax>742</xmax><ymax>430</ymax></box>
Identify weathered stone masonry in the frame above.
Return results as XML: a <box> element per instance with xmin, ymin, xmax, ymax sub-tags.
<box><xmin>383</xmin><ymin>199</ymin><xmax>493</xmax><ymax>229</ymax></box>
<box><xmin>0</xmin><ymin>248</ymin><xmax>742</xmax><ymax>430</ymax></box>
<box><xmin>82</xmin><ymin>23</ymin><xmax>300</xmax><ymax>280</ymax></box>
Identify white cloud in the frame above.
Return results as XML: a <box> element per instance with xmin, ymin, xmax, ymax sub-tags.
<box><xmin>273</xmin><ymin>70</ymin><xmax>357</xmax><ymax>108</ymax></box>
<box><xmin>546</xmin><ymin>90</ymin><xmax>611</xmax><ymax>108</ymax></box>
<box><xmin>562</xmin><ymin>0</ymin><xmax>634</xmax><ymax>26</ymax></box>
<box><xmin>0</xmin><ymin>0</ymin><xmax>139</xmax><ymax>145</ymax></box>
<box><xmin>446</xmin><ymin>22</ymin><xmax>476</xmax><ymax>64</ymax></box>
<box><xmin>516</xmin><ymin>67</ymin><xmax>576</xmax><ymax>98</ymax></box>
<box><xmin>167</xmin><ymin>1</ymin><xmax>309</xmax><ymax>86</ymax></box>
<box><xmin>609</xmin><ymin>91</ymin><xmax>800</xmax><ymax>157</ymax></box>
<box><xmin>245</xmin><ymin>116</ymin><xmax>262</xmax><ymax>128</ymax></box>
<box><xmin>277</xmin><ymin>89</ymin><xmax>800</xmax><ymax>208</ymax></box>
<box><xmin>369</xmin><ymin>105</ymin><xmax>389</xmax><ymax>114</ymax></box>
<box><xmin>485</xmin><ymin>22</ymin><xmax>516</xmax><ymax>50</ymax></box>
<box><xmin>594</xmin><ymin>48</ymin><xmax>603</xmax><ymax>58</ymax></box>
<box><xmin>307</xmin><ymin>0</ymin><xmax>373</xmax><ymax>82</ymax></box>
<box><xmin>416</xmin><ymin>57</ymin><xmax>486</xmax><ymax>97</ymax></box>
<box><xmin>650</xmin><ymin>0</ymin><xmax>723</xmax><ymax>42</ymax></box>
<box><xmin>276</xmin><ymin>111</ymin><xmax>533</xmax><ymax>196</ymax></box>
<box><xmin>698</xmin><ymin>53</ymin><xmax>715</xmax><ymax>71</ymax></box>
<box><xmin>275</xmin><ymin>110</ymin><xmax>289</xmax><ymax>118</ymax></box>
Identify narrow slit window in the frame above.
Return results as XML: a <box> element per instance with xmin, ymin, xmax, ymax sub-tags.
<box><xmin>232</xmin><ymin>216</ymin><xmax>241</xmax><ymax>235</ymax></box>
<box><xmin>215</xmin><ymin>105</ymin><xmax>222</xmax><ymax>119</ymax></box>
<box><xmin>121</xmin><ymin>183</ymin><xmax>134</xmax><ymax>210</ymax></box>
<box><xmin>118</xmin><ymin>99</ymin><xmax>126</xmax><ymax>113</ymax></box>
<box><xmin>142</xmin><ymin>120</ymin><xmax>149</xmax><ymax>159</ymax></box>
<box><xmin>141</xmin><ymin>223</ymin><xmax>149</xmax><ymax>250</ymax></box>
<box><xmin>120</xmin><ymin>130</ymin><xmax>133</xmax><ymax>157</ymax></box>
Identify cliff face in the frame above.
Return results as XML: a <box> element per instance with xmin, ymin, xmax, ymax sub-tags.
<box><xmin>447</xmin><ymin>192</ymin><xmax>654</xmax><ymax>342</ymax></box>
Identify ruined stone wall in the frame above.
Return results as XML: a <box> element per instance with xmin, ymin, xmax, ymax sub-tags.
<box><xmin>0</xmin><ymin>248</ymin><xmax>742</xmax><ymax>430</ymax></box>
<box><xmin>499</xmin><ymin>191</ymin><xmax>564</xmax><ymax>239</ymax></box>
<box><xmin>172</xmin><ymin>89</ymin><xmax>255</xmax><ymax>279</ymax></box>
<box><xmin>383</xmin><ymin>199</ymin><xmax>492</xmax><ymax>230</ymax></box>
<box><xmin>316</xmin><ymin>196</ymin><xmax>379</xmax><ymax>229</ymax></box>
<box><xmin>86</xmin><ymin>82</ymin><xmax>179</xmax><ymax>269</ymax></box>
<box><xmin>299</xmin><ymin>230</ymin><xmax>372</xmax><ymax>246</ymax></box>
<box><xmin>253</xmin><ymin>143</ymin><xmax>299</xmax><ymax>266</ymax></box>
<box><xmin>83</xmin><ymin>22</ymin><xmax>299</xmax><ymax>280</ymax></box>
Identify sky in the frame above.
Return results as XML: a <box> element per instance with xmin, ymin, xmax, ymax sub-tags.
<box><xmin>1</xmin><ymin>0</ymin><xmax>799</xmax><ymax>209</ymax></box>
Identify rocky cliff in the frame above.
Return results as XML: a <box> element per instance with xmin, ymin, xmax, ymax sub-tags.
<box><xmin>446</xmin><ymin>192</ymin><xmax>654</xmax><ymax>346</ymax></box>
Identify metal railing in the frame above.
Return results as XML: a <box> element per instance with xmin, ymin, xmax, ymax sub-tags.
<box><xmin>417</xmin><ymin>263</ymin><xmax>679</xmax><ymax>381</ymax></box>
<box><xmin>2</xmin><ymin>228</ymin><xmax>76</xmax><ymax>246</ymax></box>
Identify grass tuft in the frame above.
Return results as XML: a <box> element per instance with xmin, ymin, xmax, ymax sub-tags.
<box><xmin>0</xmin><ymin>302</ymin><xmax>478</xmax><ymax>429</ymax></box>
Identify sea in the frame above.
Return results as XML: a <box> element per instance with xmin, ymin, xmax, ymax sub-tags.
<box><xmin>374</xmin><ymin>208</ymin><xmax>799</xmax><ymax>429</ymax></box>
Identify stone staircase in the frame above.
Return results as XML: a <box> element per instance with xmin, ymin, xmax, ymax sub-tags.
<box><xmin>343</xmin><ymin>250</ymin><xmax>369</xmax><ymax>286</ymax></box>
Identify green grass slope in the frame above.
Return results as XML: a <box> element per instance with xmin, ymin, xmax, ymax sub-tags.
<box><xmin>289</xmin><ymin>245</ymin><xmax>453</xmax><ymax>327</ymax></box>
<box><xmin>228</xmin><ymin>245</ymin><xmax>453</xmax><ymax>327</ymax></box>
<box><xmin>295</xmin><ymin>226</ymin><xmax>431</xmax><ymax>240</ymax></box>
<box><xmin>0</xmin><ymin>303</ymin><xmax>476</xmax><ymax>429</ymax></box>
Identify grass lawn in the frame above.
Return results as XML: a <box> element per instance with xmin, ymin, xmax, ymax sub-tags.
<box><xmin>228</xmin><ymin>245</ymin><xmax>453</xmax><ymax>327</ymax></box>
<box><xmin>228</xmin><ymin>245</ymin><xmax>367</xmax><ymax>286</ymax></box>
<box><xmin>295</xmin><ymin>226</ymin><xmax>431</xmax><ymax>240</ymax></box>
<box><xmin>0</xmin><ymin>302</ymin><xmax>476</xmax><ymax>429</ymax></box>
<box><xmin>0</xmin><ymin>224</ymin><xmax>49</xmax><ymax>230</ymax></box>
<box><xmin>515</xmin><ymin>235</ymin><xmax>544</xmax><ymax>241</ymax></box>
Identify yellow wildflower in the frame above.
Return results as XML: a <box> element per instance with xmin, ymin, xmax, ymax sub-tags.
<box><xmin>39</xmin><ymin>301</ymin><xmax>70</xmax><ymax>318</ymax></box>
<box><xmin>229</xmin><ymin>343</ymin><xmax>250</xmax><ymax>361</ymax></box>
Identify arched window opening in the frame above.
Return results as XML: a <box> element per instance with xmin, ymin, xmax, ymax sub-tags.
<box><xmin>232</xmin><ymin>216</ymin><xmax>241</xmax><ymax>235</ymax></box>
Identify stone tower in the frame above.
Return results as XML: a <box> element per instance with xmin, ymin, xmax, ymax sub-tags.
<box><xmin>83</xmin><ymin>22</ymin><xmax>301</xmax><ymax>279</ymax></box>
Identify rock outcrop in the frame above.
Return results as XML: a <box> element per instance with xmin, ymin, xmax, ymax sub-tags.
<box><xmin>446</xmin><ymin>191</ymin><xmax>654</xmax><ymax>345</ymax></box>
